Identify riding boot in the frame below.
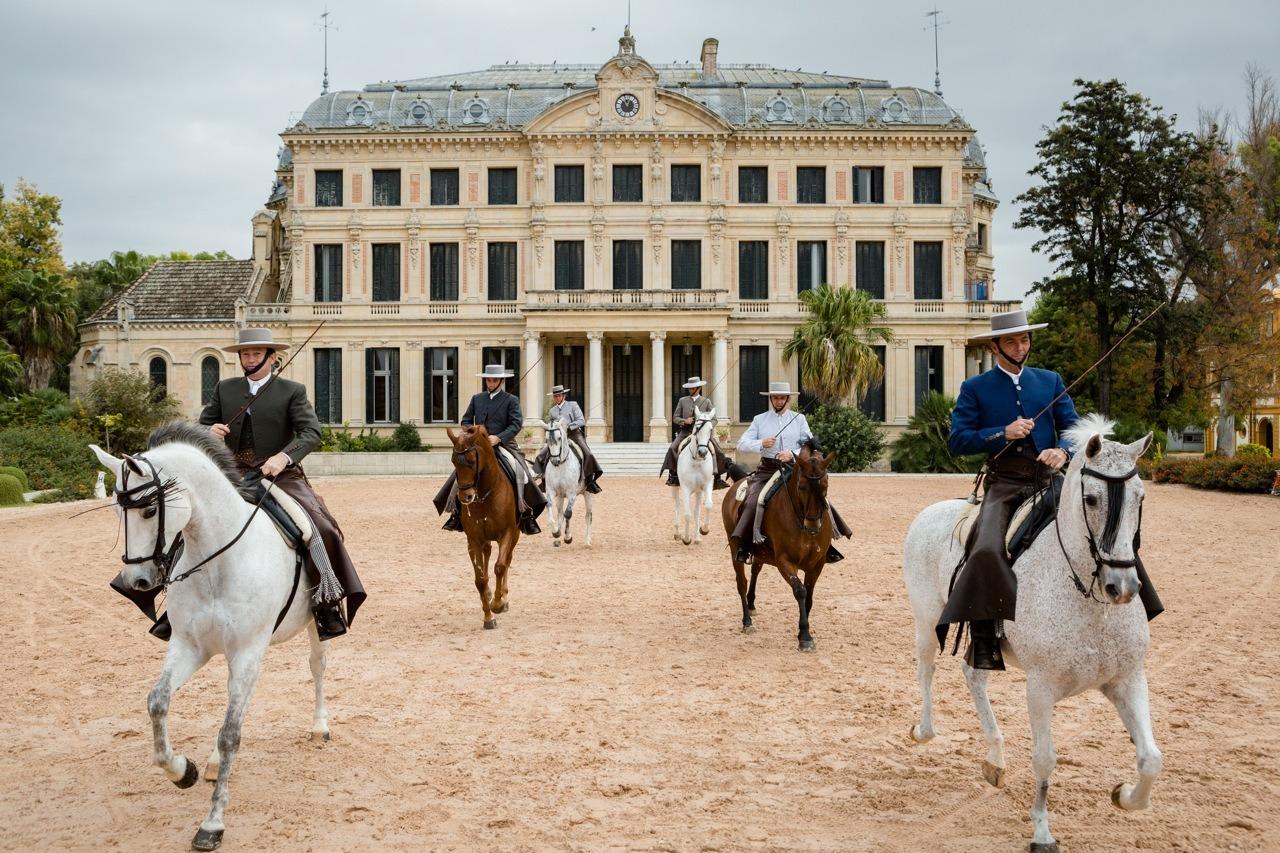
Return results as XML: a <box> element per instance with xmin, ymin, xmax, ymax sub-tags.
<box><xmin>585</xmin><ymin>475</ymin><xmax>602</xmax><ymax>494</ymax></box>
<box><xmin>726</xmin><ymin>460</ymin><xmax>750</xmax><ymax>482</ymax></box>
<box><xmin>312</xmin><ymin>602</ymin><xmax>347</xmax><ymax>641</ymax></box>
<box><xmin>442</xmin><ymin>507</ymin><xmax>463</xmax><ymax>532</ymax></box>
<box><xmin>752</xmin><ymin>496</ymin><xmax>768</xmax><ymax>545</ymax></box>
<box><xmin>520</xmin><ymin>511</ymin><xmax>541</xmax><ymax>535</ymax></box>
<box><xmin>149</xmin><ymin>612</ymin><xmax>172</xmax><ymax>642</ymax></box>
<box><xmin>964</xmin><ymin>620</ymin><xmax>1005</xmax><ymax>671</ymax></box>
<box><xmin>733</xmin><ymin>537</ymin><xmax>753</xmax><ymax>563</ymax></box>
<box><xmin>825</xmin><ymin>543</ymin><xmax>844</xmax><ymax>563</ymax></box>
<box><xmin>665</xmin><ymin>473</ymin><xmax>679</xmax><ymax>487</ymax></box>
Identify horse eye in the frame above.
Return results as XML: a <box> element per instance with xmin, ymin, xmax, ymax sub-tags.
<box><xmin>1084</xmin><ymin>495</ymin><xmax>1099</xmax><ymax>507</ymax></box>
<box><xmin>142</xmin><ymin>506</ymin><xmax>159</xmax><ymax>519</ymax></box>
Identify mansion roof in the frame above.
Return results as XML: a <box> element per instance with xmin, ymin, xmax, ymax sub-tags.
<box><xmin>86</xmin><ymin>260</ymin><xmax>258</xmax><ymax>324</ymax></box>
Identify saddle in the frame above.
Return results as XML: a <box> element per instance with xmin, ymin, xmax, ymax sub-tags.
<box><xmin>242</xmin><ymin>478</ymin><xmax>314</xmax><ymax>550</ymax></box>
<box><xmin>494</xmin><ymin>446</ymin><xmax>530</xmax><ymax>502</ymax></box>
<box><xmin>733</xmin><ymin>466</ymin><xmax>789</xmax><ymax>510</ymax></box>
<box><xmin>952</xmin><ymin>475</ymin><xmax>1064</xmax><ymax>562</ymax></box>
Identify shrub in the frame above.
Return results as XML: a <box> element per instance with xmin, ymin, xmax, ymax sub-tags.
<box><xmin>1235</xmin><ymin>443</ymin><xmax>1271</xmax><ymax>460</ymax></box>
<box><xmin>389</xmin><ymin>423</ymin><xmax>423</xmax><ymax>451</ymax></box>
<box><xmin>70</xmin><ymin>367</ymin><xmax>182</xmax><ymax>453</ymax></box>
<box><xmin>318</xmin><ymin>423</ymin><xmax>423</xmax><ymax>452</ymax></box>
<box><xmin>0</xmin><ymin>465</ymin><xmax>29</xmax><ymax>490</ymax></box>
<box><xmin>1150</xmin><ymin>455</ymin><xmax>1274</xmax><ymax>492</ymax></box>
<box><xmin>0</xmin><ymin>388</ymin><xmax>72</xmax><ymax>428</ymax></box>
<box><xmin>891</xmin><ymin>391</ymin><xmax>984</xmax><ymax>473</ymax></box>
<box><xmin>0</xmin><ymin>473</ymin><xmax>24</xmax><ymax>505</ymax></box>
<box><xmin>0</xmin><ymin>425</ymin><xmax>113</xmax><ymax>499</ymax></box>
<box><xmin>805</xmin><ymin>403</ymin><xmax>884</xmax><ymax>472</ymax></box>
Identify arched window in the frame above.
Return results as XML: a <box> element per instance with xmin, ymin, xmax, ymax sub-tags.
<box><xmin>148</xmin><ymin>356</ymin><xmax>167</xmax><ymax>392</ymax></box>
<box><xmin>201</xmin><ymin>356</ymin><xmax>220</xmax><ymax>405</ymax></box>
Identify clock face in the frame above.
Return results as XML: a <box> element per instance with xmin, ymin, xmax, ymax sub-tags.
<box><xmin>615</xmin><ymin>93</ymin><xmax>640</xmax><ymax>118</ymax></box>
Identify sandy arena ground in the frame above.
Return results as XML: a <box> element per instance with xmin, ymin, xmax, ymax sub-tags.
<box><xmin>0</xmin><ymin>474</ymin><xmax>1277</xmax><ymax>851</ymax></box>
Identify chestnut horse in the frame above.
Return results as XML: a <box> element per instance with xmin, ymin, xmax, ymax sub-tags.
<box><xmin>446</xmin><ymin>425</ymin><xmax>521</xmax><ymax>629</ymax></box>
<box><xmin>720</xmin><ymin>444</ymin><xmax>836</xmax><ymax>651</ymax></box>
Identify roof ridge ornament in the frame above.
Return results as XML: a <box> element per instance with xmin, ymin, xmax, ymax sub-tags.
<box><xmin>618</xmin><ymin>25</ymin><xmax>636</xmax><ymax>56</ymax></box>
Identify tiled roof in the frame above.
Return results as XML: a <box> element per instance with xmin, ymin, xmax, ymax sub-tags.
<box><xmin>86</xmin><ymin>260</ymin><xmax>257</xmax><ymax>324</ymax></box>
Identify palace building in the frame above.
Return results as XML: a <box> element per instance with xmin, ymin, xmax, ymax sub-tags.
<box><xmin>73</xmin><ymin>29</ymin><xmax>1013</xmax><ymax>447</ymax></box>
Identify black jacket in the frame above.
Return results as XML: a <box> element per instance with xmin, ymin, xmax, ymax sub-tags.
<box><xmin>461</xmin><ymin>389</ymin><xmax>522</xmax><ymax>445</ymax></box>
<box><xmin>198</xmin><ymin>375</ymin><xmax>321</xmax><ymax>463</ymax></box>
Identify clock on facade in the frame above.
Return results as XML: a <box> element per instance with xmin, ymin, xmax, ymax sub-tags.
<box><xmin>614</xmin><ymin>93</ymin><xmax>640</xmax><ymax>118</ymax></box>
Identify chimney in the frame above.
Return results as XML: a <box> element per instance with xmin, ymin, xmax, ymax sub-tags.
<box><xmin>700</xmin><ymin>38</ymin><xmax>719</xmax><ymax>76</ymax></box>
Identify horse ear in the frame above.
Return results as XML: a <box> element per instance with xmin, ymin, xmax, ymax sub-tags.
<box><xmin>823</xmin><ymin>451</ymin><xmax>837</xmax><ymax>469</ymax></box>
<box><xmin>1085</xmin><ymin>434</ymin><xmax>1103</xmax><ymax>459</ymax></box>
<box><xmin>446</xmin><ymin>427</ymin><xmax>458</xmax><ymax>444</ymax></box>
<box><xmin>89</xmin><ymin>444</ymin><xmax>123</xmax><ymax>482</ymax></box>
<box><xmin>1128</xmin><ymin>431</ymin><xmax>1154</xmax><ymax>459</ymax></box>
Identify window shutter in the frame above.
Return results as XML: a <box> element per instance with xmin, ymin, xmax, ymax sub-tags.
<box><xmin>365</xmin><ymin>349</ymin><xmax>375</xmax><ymax>423</ymax></box>
<box><xmin>913</xmin><ymin>242</ymin><xmax>943</xmax><ymax>299</ymax></box>
<box><xmin>389</xmin><ymin>349</ymin><xmax>400</xmax><ymax>423</ymax></box>
<box><xmin>738</xmin><ymin>346</ymin><xmax>769</xmax><ymax>422</ymax></box>
<box><xmin>856</xmin><ymin>241</ymin><xmax>885</xmax><ymax>299</ymax></box>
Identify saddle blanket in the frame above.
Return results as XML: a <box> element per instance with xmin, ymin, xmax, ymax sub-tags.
<box><xmin>952</xmin><ymin>476</ymin><xmax>1064</xmax><ymax>561</ymax></box>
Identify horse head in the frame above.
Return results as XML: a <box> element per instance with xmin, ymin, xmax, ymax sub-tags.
<box><xmin>447</xmin><ymin>426</ymin><xmax>493</xmax><ymax>505</ymax></box>
<box><xmin>1063</xmin><ymin>414</ymin><xmax>1152</xmax><ymax>605</ymax></box>
<box><xmin>91</xmin><ymin>443</ymin><xmax>191</xmax><ymax>592</ymax></box>
<box><xmin>793</xmin><ymin>441</ymin><xmax>836</xmax><ymax>535</ymax></box>
<box><xmin>545</xmin><ymin>417</ymin><xmax>567</xmax><ymax>461</ymax></box>
<box><xmin>693</xmin><ymin>408</ymin><xmax>717</xmax><ymax>458</ymax></box>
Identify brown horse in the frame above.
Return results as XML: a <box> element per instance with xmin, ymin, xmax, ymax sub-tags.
<box><xmin>720</xmin><ymin>445</ymin><xmax>836</xmax><ymax>651</ymax></box>
<box><xmin>446</xmin><ymin>425</ymin><xmax>520</xmax><ymax>629</ymax></box>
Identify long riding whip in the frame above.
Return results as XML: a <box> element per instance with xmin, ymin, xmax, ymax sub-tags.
<box><xmin>223</xmin><ymin>320</ymin><xmax>327</xmax><ymax>429</ymax></box>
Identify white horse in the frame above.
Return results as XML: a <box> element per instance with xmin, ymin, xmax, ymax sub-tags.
<box><xmin>91</xmin><ymin>422</ymin><xmax>333</xmax><ymax>852</ymax></box>
<box><xmin>543</xmin><ymin>417</ymin><xmax>592</xmax><ymax>547</ymax></box>
<box><xmin>903</xmin><ymin>414</ymin><xmax>1160</xmax><ymax>852</ymax></box>
<box><xmin>672</xmin><ymin>407</ymin><xmax>718</xmax><ymax>546</ymax></box>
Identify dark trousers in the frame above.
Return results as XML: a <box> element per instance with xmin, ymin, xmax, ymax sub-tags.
<box><xmin>730</xmin><ymin>458</ymin><xmax>782</xmax><ymax>542</ymax></box>
<box><xmin>660</xmin><ymin>428</ymin><xmax>730</xmax><ymax>484</ymax></box>
<box><xmin>533</xmin><ymin>429</ymin><xmax>602</xmax><ymax>483</ymax></box>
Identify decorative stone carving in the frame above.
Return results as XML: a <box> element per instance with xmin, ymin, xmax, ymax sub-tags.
<box><xmin>820</xmin><ymin>95</ymin><xmax>853</xmax><ymax>124</ymax></box>
<box><xmin>345</xmin><ymin>96</ymin><xmax>374</xmax><ymax>127</ymax></box>
<box><xmin>764</xmin><ymin>94</ymin><xmax>796</xmax><ymax>124</ymax></box>
<box><xmin>464</xmin><ymin>208</ymin><xmax>479</xmax><ymax>268</ymax></box>
<box><xmin>461</xmin><ymin>96</ymin><xmax>491</xmax><ymax>125</ymax></box>
<box><xmin>404</xmin><ymin>98</ymin><xmax>434</xmax><ymax>126</ymax></box>
<box><xmin>835</xmin><ymin>206</ymin><xmax>849</xmax><ymax>265</ymax></box>
<box><xmin>880</xmin><ymin>95</ymin><xmax>911</xmax><ymax>123</ymax></box>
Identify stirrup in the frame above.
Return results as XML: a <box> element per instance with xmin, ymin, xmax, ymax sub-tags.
<box><xmin>148</xmin><ymin>613</ymin><xmax>172</xmax><ymax>642</ymax></box>
<box><xmin>312</xmin><ymin>603</ymin><xmax>347</xmax><ymax>641</ymax></box>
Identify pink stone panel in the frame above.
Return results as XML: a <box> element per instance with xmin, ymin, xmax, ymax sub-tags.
<box><xmin>409</xmin><ymin>173</ymin><xmax>421</xmax><ymax>204</ymax></box>
<box><xmin>893</xmin><ymin>171</ymin><xmax>904</xmax><ymax>202</ymax></box>
<box><xmin>351</xmin><ymin>173</ymin><xmax>363</xmax><ymax>204</ymax></box>
<box><xmin>835</xmin><ymin>169</ymin><xmax>847</xmax><ymax>202</ymax></box>
<box><xmin>777</xmin><ymin>171</ymin><xmax>789</xmax><ymax>202</ymax></box>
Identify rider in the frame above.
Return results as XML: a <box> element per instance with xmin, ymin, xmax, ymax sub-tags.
<box><xmin>659</xmin><ymin>375</ymin><xmax>745</xmax><ymax>488</ymax></box>
<box><xmin>532</xmin><ymin>384</ymin><xmax>602</xmax><ymax>494</ymax></box>
<box><xmin>945</xmin><ymin>309</ymin><xmax>1163</xmax><ymax>670</ymax></box>
<box><xmin>730</xmin><ymin>381</ymin><xmax>852</xmax><ymax>564</ymax></box>
<box><xmin>433</xmin><ymin>363</ymin><xmax>547</xmax><ymax>535</ymax></box>
<box><xmin>198</xmin><ymin>327</ymin><xmax>364</xmax><ymax>641</ymax></box>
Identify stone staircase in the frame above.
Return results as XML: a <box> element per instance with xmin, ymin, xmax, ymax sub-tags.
<box><xmin>589</xmin><ymin>441</ymin><xmax>669</xmax><ymax>476</ymax></box>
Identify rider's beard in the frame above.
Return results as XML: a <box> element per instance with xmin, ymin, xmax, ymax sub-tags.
<box><xmin>772</xmin><ymin>403</ymin><xmax>787</xmax><ymax>414</ymax></box>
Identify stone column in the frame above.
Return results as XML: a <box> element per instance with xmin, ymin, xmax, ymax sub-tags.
<box><xmin>404</xmin><ymin>340</ymin><xmax>423</xmax><ymax>425</ymax></box>
<box><xmin>587</xmin><ymin>331</ymin><xmax>606</xmax><ymax>432</ymax></box>
<box><xmin>523</xmin><ymin>330</ymin><xmax>544</xmax><ymax>427</ymax></box>
<box><xmin>649</xmin><ymin>330</ymin><xmax>667</xmax><ymax>442</ymax></box>
<box><xmin>348</xmin><ymin>341</ymin><xmax>365</xmax><ymax>426</ymax></box>
<box><xmin>712</xmin><ymin>330</ymin><xmax>729</xmax><ymax>423</ymax></box>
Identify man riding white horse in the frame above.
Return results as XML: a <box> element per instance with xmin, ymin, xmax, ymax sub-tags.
<box><xmin>730</xmin><ymin>380</ymin><xmax>853</xmax><ymax>564</ymax></box>
<box><xmin>944</xmin><ymin>309</ymin><xmax>1163</xmax><ymax>670</ymax></box>
<box><xmin>433</xmin><ymin>363</ymin><xmax>547</xmax><ymax>535</ymax></box>
<box><xmin>533</xmin><ymin>384</ymin><xmax>602</xmax><ymax>494</ymax></box>
<box><xmin>659</xmin><ymin>375</ymin><xmax>745</xmax><ymax>488</ymax></box>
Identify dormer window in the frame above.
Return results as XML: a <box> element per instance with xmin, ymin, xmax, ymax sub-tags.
<box><xmin>345</xmin><ymin>96</ymin><xmax>374</xmax><ymax>127</ymax></box>
<box><xmin>821</xmin><ymin>95</ymin><xmax>852</xmax><ymax>124</ymax></box>
<box><xmin>405</xmin><ymin>98</ymin><xmax>434</xmax><ymax>125</ymax></box>
<box><xmin>880</xmin><ymin>95</ymin><xmax>910</xmax><ymax>123</ymax></box>
<box><xmin>764</xmin><ymin>94</ymin><xmax>795</xmax><ymax>124</ymax></box>
<box><xmin>462</xmin><ymin>96</ymin><xmax>490</xmax><ymax>125</ymax></box>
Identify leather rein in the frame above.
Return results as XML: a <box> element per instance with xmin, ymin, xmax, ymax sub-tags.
<box><xmin>452</xmin><ymin>442</ymin><xmax>493</xmax><ymax>504</ymax></box>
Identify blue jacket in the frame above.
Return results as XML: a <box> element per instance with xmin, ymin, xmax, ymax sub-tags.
<box><xmin>949</xmin><ymin>366</ymin><xmax>1078</xmax><ymax>458</ymax></box>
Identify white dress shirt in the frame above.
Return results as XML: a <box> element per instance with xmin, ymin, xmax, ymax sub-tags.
<box><xmin>737</xmin><ymin>406</ymin><xmax>813</xmax><ymax>459</ymax></box>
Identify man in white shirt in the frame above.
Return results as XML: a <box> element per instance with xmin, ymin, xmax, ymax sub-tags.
<box><xmin>533</xmin><ymin>384</ymin><xmax>602</xmax><ymax>493</ymax></box>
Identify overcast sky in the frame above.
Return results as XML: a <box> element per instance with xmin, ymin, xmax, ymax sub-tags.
<box><xmin>1</xmin><ymin>0</ymin><xmax>1274</xmax><ymax>304</ymax></box>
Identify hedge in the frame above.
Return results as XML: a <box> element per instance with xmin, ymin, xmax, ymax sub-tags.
<box><xmin>0</xmin><ymin>425</ymin><xmax>112</xmax><ymax>500</ymax></box>
<box><xmin>0</xmin><ymin>473</ymin><xmax>23</xmax><ymax>506</ymax></box>
<box><xmin>1150</xmin><ymin>456</ymin><xmax>1277</xmax><ymax>493</ymax></box>
<box><xmin>0</xmin><ymin>465</ymin><xmax>29</xmax><ymax>491</ymax></box>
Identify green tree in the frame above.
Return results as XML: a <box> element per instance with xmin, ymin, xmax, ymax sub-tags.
<box><xmin>890</xmin><ymin>391</ymin><xmax>984</xmax><ymax>473</ymax></box>
<box><xmin>0</xmin><ymin>341</ymin><xmax>21</xmax><ymax>397</ymax></box>
<box><xmin>0</xmin><ymin>179</ymin><xmax>64</xmax><ymax>277</ymax></box>
<box><xmin>72</xmin><ymin>367</ymin><xmax>181</xmax><ymax>453</ymax></box>
<box><xmin>0</xmin><ymin>270</ymin><xmax>77</xmax><ymax>390</ymax></box>
<box><xmin>782</xmin><ymin>286</ymin><xmax>894</xmax><ymax>404</ymax></box>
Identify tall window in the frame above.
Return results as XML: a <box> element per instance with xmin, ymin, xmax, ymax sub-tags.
<box><xmin>853</xmin><ymin>166</ymin><xmax>884</xmax><ymax>204</ymax></box>
<box><xmin>914</xmin><ymin>346</ymin><xmax>944</xmax><ymax>406</ymax></box>
<box><xmin>738</xmin><ymin>166</ymin><xmax>768</xmax><ymax>203</ymax></box>
<box><xmin>859</xmin><ymin>346</ymin><xmax>886</xmax><ymax>422</ymax></box>
<box><xmin>554</xmin><ymin>165</ymin><xmax>584</xmax><ymax>203</ymax></box>
<box><xmin>738</xmin><ymin>345</ymin><xmax>769</xmax><ymax>422</ymax></box>
<box><xmin>365</xmin><ymin>348</ymin><xmax>400</xmax><ymax>424</ymax></box>
<box><xmin>738</xmin><ymin>241</ymin><xmax>769</xmax><ymax>299</ymax></box>
<box><xmin>670</xmin><ymin>165</ymin><xmax>701</xmax><ymax>202</ymax></box>
<box><xmin>430</xmin><ymin>169</ymin><xmax>459</xmax><ymax>206</ymax></box>
<box><xmin>314</xmin><ymin>348</ymin><xmax>342</xmax><ymax>423</ymax></box>
<box><xmin>977</xmin><ymin>222</ymin><xmax>988</xmax><ymax>251</ymax></box>
<box><xmin>148</xmin><ymin>357</ymin><xmax>167</xmax><ymax>393</ymax></box>
<box><xmin>200</xmin><ymin>356</ymin><xmax>219</xmax><ymax>405</ymax></box>
<box><xmin>429</xmin><ymin>243</ymin><xmax>459</xmax><ymax>301</ymax></box>
<box><xmin>796</xmin><ymin>241</ymin><xmax>827</xmax><ymax>292</ymax></box>
<box><xmin>913</xmin><ymin>167</ymin><xmax>943</xmax><ymax>204</ymax></box>
<box><xmin>488</xmin><ymin>242</ymin><xmax>517</xmax><ymax>301</ymax></box>
<box><xmin>554</xmin><ymin>241</ymin><xmax>585</xmax><ymax>290</ymax></box>
<box><xmin>554</xmin><ymin>345</ymin><xmax>586</xmax><ymax>418</ymax></box>
<box><xmin>371</xmin><ymin>244</ymin><xmax>400</xmax><ymax>302</ymax></box>
<box><xmin>314</xmin><ymin>244</ymin><xmax>343</xmax><ymax>302</ymax></box>
<box><xmin>796</xmin><ymin>167</ymin><xmax>826</xmax><ymax>204</ymax></box>
<box><xmin>913</xmin><ymin>241</ymin><xmax>943</xmax><ymax>299</ymax></box>
<box><xmin>671</xmin><ymin>240</ymin><xmax>701</xmax><ymax>290</ymax></box>
<box><xmin>488</xmin><ymin>168</ymin><xmax>517</xmax><ymax>205</ymax></box>
<box><xmin>425</xmin><ymin>347</ymin><xmax>458</xmax><ymax>423</ymax></box>
<box><xmin>613</xmin><ymin>165</ymin><xmax>643</xmax><ymax>202</ymax></box>
<box><xmin>481</xmin><ymin>347</ymin><xmax>520</xmax><ymax>400</ymax></box>
<box><xmin>315</xmin><ymin>170</ymin><xmax>342</xmax><ymax>207</ymax></box>
<box><xmin>612</xmin><ymin>240</ymin><xmax>642</xmax><ymax>290</ymax></box>
<box><xmin>855</xmin><ymin>241</ymin><xmax>885</xmax><ymax>299</ymax></box>
<box><xmin>372</xmin><ymin>169</ymin><xmax>400</xmax><ymax>206</ymax></box>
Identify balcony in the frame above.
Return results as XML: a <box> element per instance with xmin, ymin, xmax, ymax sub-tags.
<box><xmin>243</xmin><ymin>300</ymin><xmax>523</xmax><ymax>322</ymax></box>
<box><xmin>523</xmin><ymin>288</ymin><xmax>729</xmax><ymax>311</ymax></box>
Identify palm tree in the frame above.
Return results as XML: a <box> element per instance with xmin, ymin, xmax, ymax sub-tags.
<box><xmin>890</xmin><ymin>391</ymin><xmax>985</xmax><ymax>473</ymax></box>
<box><xmin>782</xmin><ymin>286</ymin><xmax>894</xmax><ymax>404</ymax></box>
<box><xmin>1</xmin><ymin>270</ymin><xmax>78</xmax><ymax>390</ymax></box>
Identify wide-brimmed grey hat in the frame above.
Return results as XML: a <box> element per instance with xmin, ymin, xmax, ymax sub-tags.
<box><xmin>547</xmin><ymin>384</ymin><xmax>571</xmax><ymax>396</ymax></box>
<box><xmin>477</xmin><ymin>363</ymin><xmax>515</xmax><ymax>378</ymax></box>
<box><xmin>221</xmin><ymin>327</ymin><xmax>290</xmax><ymax>353</ymax></box>
<box><xmin>759</xmin><ymin>381</ymin><xmax>801</xmax><ymax>396</ymax></box>
<box><xmin>682</xmin><ymin>375</ymin><xmax>706</xmax><ymax>389</ymax></box>
<box><xmin>970</xmin><ymin>309</ymin><xmax>1047</xmax><ymax>341</ymax></box>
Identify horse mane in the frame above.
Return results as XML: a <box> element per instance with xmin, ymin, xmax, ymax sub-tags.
<box><xmin>147</xmin><ymin>420</ymin><xmax>258</xmax><ymax>500</ymax></box>
<box><xmin>1063</xmin><ymin>413</ymin><xmax>1115</xmax><ymax>454</ymax></box>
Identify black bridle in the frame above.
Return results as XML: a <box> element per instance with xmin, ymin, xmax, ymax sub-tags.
<box><xmin>1054</xmin><ymin>463</ymin><xmax>1142</xmax><ymax>601</ymax></box>
<box><xmin>546</xmin><ymin>423</ymin><xmax>569</xmax><ymax>467</ymax></box>
<box><xmin>784</xmin><ymin>457</ymin><xmax>829</xmax><ymax>535</ymax></box>
<box><xmin>692</xmin><ymin>414</ymin><xmax>715</xmax><ymax>459</ymax></box>
<box><xmin>452</xmin><ymin>442</ymin><xmax>492</xmax><ymax>505</ymax></box>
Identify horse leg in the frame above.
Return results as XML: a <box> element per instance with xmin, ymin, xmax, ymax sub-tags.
<box><xmin>582</xmin><ymin>491</ymin><xmax>593</xmax><ymax>547</ymax></box>
<box><xmin>550</xmin><ymin>491</ymin><xmax>562</xmax><ymax>544</ymax></box>
<box><xmin>698</xmin><ymin>478</ymin><xmax>712</xmax><ymax>537</ymax></box>
<box><xmin>149</xmin><ymin>640</ymin><xmax>209</xmax><ymax>790</ymax></box>
<box><xmin>308</xmin><ymin>623</ymin><xmax>330</xmax><ymax>743</ymax></box>
<box><xmin>962</xmin><ymin>661</ymin><xmax>1006</xmax><ymax>787</ymax></box>
<box><xmin>562</xmin><ymin>489</ymin><xmax>576</xmax><ymax>545</ymax></box>
<box><xmin>776</xmin><ymin>562</ymin><xmax>814</xmax><ymax>652</ymax></box>
<box><xmin>734</xmin><ymin>556</ymin><xmax>752</xmax><ymax>633</ymax></box>
<box><xmin>1101</xmin><ymin>669</ymin><xmax>1162</xmax><ymax>812</ymax></box>
<box><xmin>194</xmin><ymin>642</ymin><xmax>268</xmax><ymax>851</ymax></box>
<box><xmin>672</xmin><ymin>485</ymin><xmax>682</xmax><ymax>540</ymax></box>
<box><xmin>909</xmin><ymin>621</ymin><xmax>939</xmax><ymax>744</ymax></box>
<box><xmin>1026</xmin><ymin>676</ymin><xmax>1059</xmax><ymax>852</ymax></box>
<box><xmin>747</xmin><ymin>562</ymin><xmax>762</xmax><ymax>613</ymax></box>
<box><xmin>680</xmin><ymin>486</ymin><xmax>693</xmax><ymax>546</ymax></box>
<box><xmin>492</xmin><ymin>531</ymin><xmax>514</xmax><ymax>615</ymax></box>
<box><xmin>470</xmin><ymin>540</ymin><xmax>496</xmax><ymax>629</ymax></box>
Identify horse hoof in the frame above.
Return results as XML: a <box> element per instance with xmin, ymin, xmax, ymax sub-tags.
<box><xmin>741</xmin><ymin>624</ymin><xmax>754</xmax><ymax>634</ymax></box>
<box><xmin>1111</xmin><ymin>783</ymin><xmax>1129</xmax><ymax>809</ymax></box>
<box><xmin>1028</xmin><ymin>843</ymin><xmax>1058</xmax><ymax>853</ymax></box>
<box><xmin>174</xmin><ymin>756</ymin><xmax>200</xmax><ymax>789</ymax></box>
<box><xmin>564</xmin><ymin>537</ymin><xmax>573</xmax><ymax>545</ymax></box>
<box><xmin>553</xmin><ymin>539</ymin><xmax>561</xmax><ymax>548</ymax></box>
<box><xmin>192</xmin><ymin>828</ymin><xmax>223</xmax><ymax>851</ymax></box>
<box><xmin>310</xmin><ymin>730</ymin><xmax>330</xmax><ymax>744</ymax></box>
<box><xmin>700</xmin><ymin>525</ymin><xmax>710</xmax><ymax>535</ymax></box>
<box><xmin>799</xmin><ymin>639</ymin><xmax>817</xmax><ymax>652</ymax></box>
<box><xmin>484</xmin><ymin>619</ymin><xmax>498</xmax><ymax>629</ymax></box>
<box><xmin>982</xmin><ymin>760</ymin><xmax>1006</xmax><ymax>788</ymax></box>
<box><xmin>493</xmin><ymin>602</ymin><xmax>508</xmax><ymax>614</ymax></box>
<box><xmin>909</xmin><ymin>725</ymin><xmax>934</xmax><ymax>744</ymax></box>
<box><xmin>673</xmin><ymin>532</ymin><xmax>681</xmax><ymax>541</ymax></box>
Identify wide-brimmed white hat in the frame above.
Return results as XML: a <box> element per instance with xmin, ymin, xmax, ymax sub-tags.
<box><xmin>477</xmin><ymin>363</ymin><xmax>515</xmax><ymax>378</ymax></box>
<box><xmin>759</xmin><ymin>381</ymin><xmax>801</xmax><ymax>396</ymax></box>
<box><xmin>970</xmin><ymin>309</ymin><xmax>1047</xmax><ymax>341</ymax></box>
<box><xmin>547</xmin><ymin>384</ymin><xmax>571</xmax><ymax>396</ymax></box>
<box><xmin>221</xmin><ymin>327</ymin><xmax>290</xmax><ymax>353</ymax></box>
<box><xmin>682</xmin><ymin>376</ymin><xmax>706</xmax><ymax>389</ymax></box>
